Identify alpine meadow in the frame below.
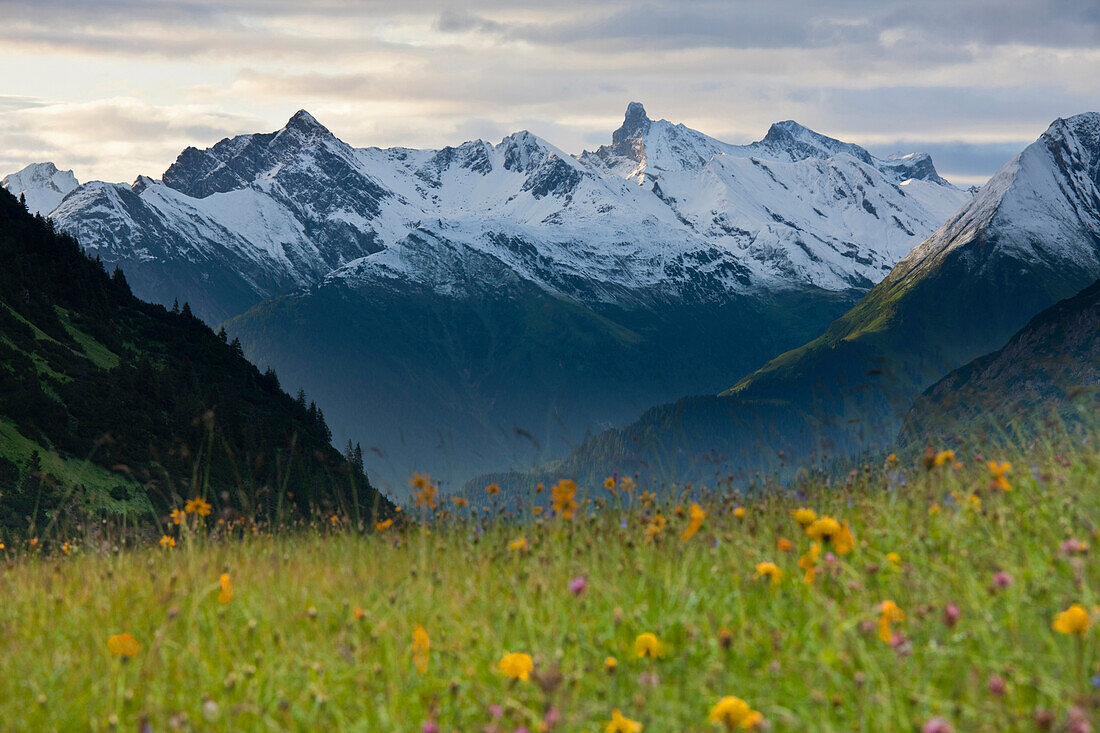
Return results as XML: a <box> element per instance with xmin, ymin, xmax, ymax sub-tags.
<box><xmin>1</xmin><ymin>2</ymin><xmax>1099</xmax><ymax>731</ymax></box>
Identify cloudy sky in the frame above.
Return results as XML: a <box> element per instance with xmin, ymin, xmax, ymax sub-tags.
<box><xmin>2</xmin><ymin>0</ymin><xmax>1098</xmax><ymax>187</ymax></box>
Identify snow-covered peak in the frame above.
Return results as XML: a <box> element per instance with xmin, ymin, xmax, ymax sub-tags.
<box><xmin>582</xmin><ymin>102</ymin><xmax>737</xmax><ymax>182</ymax></box>
<box><xmin>2</xmin><ymin>162</ymin><xmax>80</xmax><ymax>216</ymax></box>
<box><xmin>877</xmin><ymin>153</ymin><xmax>949</xmax><ymax>185</ymax></box>
<box><xmin>891</xmin><ymin>111</ymin><xmax>1100</xmax><ymax>283</ymax></box>
<box><xmin>751</xmin><ymin>120</ymin><xmax>874</xmax><ymax>165</ymax></box>
<box><xmin>131</xmin><ymin>175</ymin><xmax>161</xmax><ymax>195</ymax></box>
<box><xmin>582</xmin><ymin>103</ymin><xmax>958</xmax><ymax>195</ymax></box>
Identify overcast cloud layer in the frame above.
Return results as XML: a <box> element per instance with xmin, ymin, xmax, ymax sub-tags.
<box><xmin>2</xmin><ymin>0</ymin><xmax>1098</xmax><ymax>186</ymax></box>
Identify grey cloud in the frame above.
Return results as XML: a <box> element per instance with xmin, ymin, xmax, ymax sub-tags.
<box><xmin>2</xmin><ymin>0</ymin><xmax>1096</xmax><ymax>60</ymax></box>
<box><xmin>435</xmin><ymin>9</ymin><xmax>506</xmax><ymax>34</ymax></box>
<box><xmin>0</xmin><ymin>95</ymin><xmax>49</xmax><ymax>111</ymax></box>
<box><xmin>0</xmin><ymin>100</ymin><xmax>264</xmax><ymax>182</ymax></box>
<box><xmin>434</xmin><ymin>0</ymin><xmax>1100</xmax><ymax>51</ymax></box>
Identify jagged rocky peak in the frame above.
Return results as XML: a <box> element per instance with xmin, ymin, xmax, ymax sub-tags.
<box><xmin>161</xmin><ymin>109</ymin><xmax>341</xmax><ymax>198</ymax></box>
<box><xmin>614</xmin><ymin>101</ymin><xmax>652</xmax><ymax>146</ymax></box>
<box><xmin>282</xmin><ymin>109</ymin><xmax>335</xmax><ymax>139</ymax></box>
<box><xmin>585</xmin><ymin>102</ymin><xmax>654</xmax><ymax>171</ymax></box>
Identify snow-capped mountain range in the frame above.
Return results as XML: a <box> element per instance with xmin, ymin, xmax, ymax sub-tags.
<box><xmin>4</xmin><ymin>104</ymin><xmax>969</xmax><ymax>324</ymax></box>
<box><xmin>2</xmin><ymin>104</ymin><xmax>975</xmax><ymax>491</ymax></box>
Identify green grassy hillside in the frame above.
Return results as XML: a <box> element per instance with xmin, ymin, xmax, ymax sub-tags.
<box><xmin>0</xmin><ymin>189</ymin><xmax>392</xmax><ymax>534</ymax></box>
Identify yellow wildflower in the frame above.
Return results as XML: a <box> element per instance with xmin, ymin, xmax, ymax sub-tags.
<box><xmin>451</xmin><ymin>496</ymin><xmax>469</xmax><ymax>507</ymax></box>
<box><xmin>634</xmin><ymin>632</ymin><xmax>661</xmax><ymax>658</ymax></box>
<box><xmin>159</xmin><ymin>535</ymin><xmax>175</xmax><ymax>549</ymax></box>
<box><xmin>641</xmin><ymin>491</ymin><xmax>656</xmax><ymax>507</ymax></box>
<box><xmin>644</xmin><ymin>514</ymin><xmax>667</xmax><ymax>541</ymax></box>
<box><xmin>604</xmin><ymin>476</ymin><xmax>617</xmax><ymax>491</ymax></box>
<box><xmin>806</xmin><ymin>516</ymin><xmax>841</xmax><ymax>542</ymax></box>
<box><xmin>604</xmin><ymin>656</ymin><xmax>618</xmax><ymax>672</ymax></box>
<box><xmin>681</xmin><ymin>503</ymin><xmax>706</xmax><ymax>540</ymax></box>
<box><xmin>411</xmin><ymin>473</ymin><xmax>438</xmax><ymax>509</ymax></box>
<box><xmin>169</xmin><ymin>508</ymin><xmax>184</xmax><ymax>525</ymax></box>
<box><xmin>1053</xmin><ymin>604</ymin><xmax>1090</xmax><ymax>635</ymax></box>
<box><xmin>878</xmin><ymin>600</ymin><xmax>905</xmax><ymax>642</ymax></box>
<box><xmin>929</xmin><ymin>503</ymin><xmax>942</xmax><ymax>515</ymax></box>
<box><xmin>551</xmin><ymin>480</ymin><xmax>579</xmax><ymax>519</ymax></box>
<box><xmin>218</xmin><ymin>573</ymin><xmax>233</xmax><ymax>604</ymax></box>
<box><xmin>933</xmin><ymin>449</ymin><xmax>955</xmax><ymax>467</ymax></box>
<box><xmin>620</xmin><ymin>476</ymin><xmax>636</xmax><ymax>492</ymax></box>
<box><xmin>498</xmin><ymin>651</ymin><xmax>534</xmax><ymax>680</ymax></box>
<box><xmin>886</xmin><ymin>552</ymin><xmax>901</xmax><ymax>568</ymax></box>
<box><xmin>753</xmin><ymin>562</ymin><xmax>783</xmax><ymax>585</ymax></box>
<box><xmin>412</xmin><ymin>625</ymin><xmax>430</xmax><ymax>673</ymax></box>
<box><xmin>833</xmin><ymin>521</ymin><xmax>855</xmax><ymax>555</ymax></box>
<box><xmin>776</xmin><ymin>537</ymin><xmax>792</xmax><ymax>552</ymax></box>
<box><xmin>184</xmin><ymin>496</ymin><xmax>212</xmax><ymax>516</ymax></box>
<box><xmin>968</xmin><ymin>493</ymin><xmax>982</xmax><ymax>510</ymax></box>
<box><xmin>61</xmin><ymin>541</ymin><xmax>71</xmax><ymax>556</ymax></box>
<box><xmin>508</xmin><ymin>536</ymin><xmax>528</xmax><ymax>551</ymax></box>
<box><xmin>733</xmin><ymin>507</ymin><xmax>746</xmax><ymax>518</ymax></box>
<box><xmin>376</xmin><ymin>518</ymin><xmax>394</xmax><ymax>531</ymax></box>
<box><xmin>605</xmin><ymin>709</ymin><xmax>642</xmax><ymax>733</ymax></box>
<box><xmin>885</xmin><ymin>453</ymin><xmax>898</xmax><ymax>467</ymax></box>
<box><xmin>708</xmin><ymin>696</ymin><xmax>762</xmax><ymax>729</ymax></box>
<box><xmin>988</xmin><ymin>461</ymin><xmax>1012</xmax><ymax>491</ymax></box>
<box><xmin>485</xmin><ymin>483</ymin><xmax>500</xmax><ymax>496</ymax></box>
<box><xmin>107</xmin><ymin>633</ymin><xmax>140</xmax><ymax>658</ymax></box>
<box><xmin>798</xmin><ymin>543</ymin><xmax>820</xmax><ymax>584</ymax></box>
<box><xmin>532</xmin><ymin>506</ymin><xmax>543</xmax><ymax>516</ymax></box>
<box><xmin>792</xmin><ymin>508</ymin><xmax>816</xmax><ymax>527</ymax></box>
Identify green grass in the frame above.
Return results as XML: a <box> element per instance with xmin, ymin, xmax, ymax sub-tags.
<box><xmin>1</xmin><ymin>440</ymin><xmax>1098</xmax><ymax>731</ymax></box>
<box><xmin>54</xmin><ymin>306</ymin><xmax>121</xmax><ymax>369</ymax></box>
<box><xmin>0</xmin><ymin>420</ymin><xmax>134</xmax><ymax>497</ymax></box>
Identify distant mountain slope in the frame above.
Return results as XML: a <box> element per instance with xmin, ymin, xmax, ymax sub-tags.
<box><xmin>526</xmin><ymin>113</ymin><xmax>1100</xmax><ymax>489</ymax></box>
<box><xmin>899</xmin><ymin>278</ymin><xmax>1100</xmax><ymax>448</ymax></box>
<box><xmin>0</xmin><ymin>189</ymin><xmax>390</xmax><ymax>531</ymax></box>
